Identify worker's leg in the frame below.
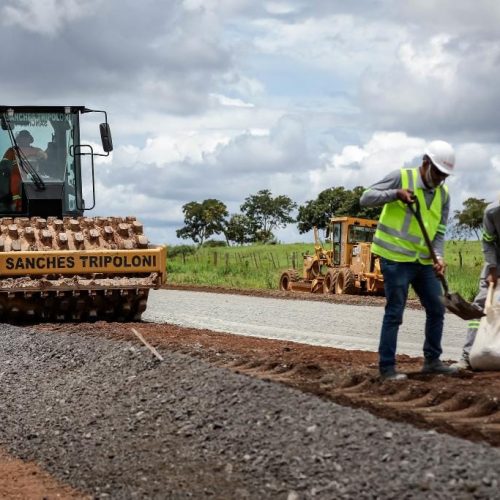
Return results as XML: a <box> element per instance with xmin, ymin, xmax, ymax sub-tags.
<box><xmin>463</xmin><ymin>269</ymin><xmax>489</xmax><ymax>359</ymax></box>
<box><xmin>411</xmin><ymin>264</ymin><xmax>444</xmax><ymax>361</ymax></box>
<box><xmin>378</xmin><ymin>258</ymin><xmax>410</xmax><ymax>371</ymax></box>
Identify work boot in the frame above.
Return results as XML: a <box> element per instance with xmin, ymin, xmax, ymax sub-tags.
<box><xmin>421</xmin><ymin>358</ymin><xmax>459</xmax><ymax>374</ymax></box>
<box><xmin>380</xmin><ymin>366</ymin><xmax>408</xmax><ymax>381</ymax></box>
<box><xmin>450</xmin><ymin>357</ymin><xmax>472</xmax><ymax>371</ymax></box>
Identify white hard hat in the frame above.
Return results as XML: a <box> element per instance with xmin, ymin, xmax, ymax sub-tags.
<box><xmin>425</xmin><ymin>140</ymin><xmax>455</xmax><ymax>175</ymax></box>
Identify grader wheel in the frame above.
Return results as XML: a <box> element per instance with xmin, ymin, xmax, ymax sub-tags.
<box><xmin>279</xmin><ymin>269</ymin><xmax>299</xmax><ymax>291</ymax></box>
<box><xmin>323</xmin><ymin>268</ymin><xmax>339</xmax><ymax>294</ymax></box>
<box><xmin>335</xmin><ymin>268</ymin><xmax>357</xmax><ymax>295</ymax></box>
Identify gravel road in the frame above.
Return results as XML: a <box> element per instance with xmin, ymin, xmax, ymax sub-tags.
<box><xmin>1</xmin><ymin>324</ymin><xmax>500</xmax><ymax>499</ymax></box>
<box><xmin>144</xmin><ymin>290</ymin><xmax>465</xmax><ymax>360</ymax></box>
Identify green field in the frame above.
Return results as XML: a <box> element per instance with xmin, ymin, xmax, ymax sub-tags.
<box><xmin>165</xmin><ymin>240</ymin><xmax>484</xmax><ymax>302</ymax></box>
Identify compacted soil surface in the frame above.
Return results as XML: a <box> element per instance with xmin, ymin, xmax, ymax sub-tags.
<box><xmin>1</xmin><ymin>286</ymin><xmax>500</xmax><ymax>498</ymax></box>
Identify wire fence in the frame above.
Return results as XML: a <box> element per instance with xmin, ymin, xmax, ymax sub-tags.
<box><xmin>175</xmin><ymin>250</ymin><xmax>301</xmax><ymax>270</ymax></box>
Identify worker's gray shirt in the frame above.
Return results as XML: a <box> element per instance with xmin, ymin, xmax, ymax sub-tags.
<box><xmin>481</xmin><ymin>200</ymin><xmax>500</xmax><ymax>269</ymax></box>
<box><xmin>359</xmin><ymin>168</ymin><xmax>449</xmax><ymax>258</ymax></box>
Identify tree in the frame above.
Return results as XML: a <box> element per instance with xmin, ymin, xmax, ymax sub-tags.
<box><xmin>452</xmin><ymin>197</ymin><xmax>487</xmax><ymax>240</ymax></box>
<box><xmin>448</xmin><ymin>197</ymin><xmax>487</xmax><ymax>268</ymax></box>
<box><xmin>338</xmin><ymin>186</ymin><xmax>382</xmax><ymax>220</ymax></box>
<box><xmin>176</xmin><ymin>199</ymin><xmax>228</xmax><ymax>246</ymax></box>
<box><xmin>240</xmin><ymin>189</ymin><xmax>297</xmax><ymax>243</ymax></box>
<box><xmin>296</xmin><ymin>186</ymin><xmax>381</xmax><ymax>234</ymax></box>
<box><xmin>224</xmin><ymin>214</ymin><xmax>254</xmax><ymax>246</ymax></box>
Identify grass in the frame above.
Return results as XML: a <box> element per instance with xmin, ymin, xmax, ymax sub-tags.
<box><xmin>165</xmin><ymin>240</ymin><xmax>484</xmax><ymax>302</ymax></box>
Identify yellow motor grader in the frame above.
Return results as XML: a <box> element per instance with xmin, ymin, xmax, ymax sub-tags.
<box><xmin>0</xmin><ymin>105</ymin><xmax>165</xmax><ymax>321</ymax></box>
<box><xmin>279</xmin><ymin>216</ymin><xmax>384</xmax><ymax>295</ymax></box>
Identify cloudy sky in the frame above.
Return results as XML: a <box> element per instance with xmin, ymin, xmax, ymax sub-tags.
<box><xmin>3</xmin><ymin>0</ymin><xmax>500</xmax><ymax>244</ymax></box>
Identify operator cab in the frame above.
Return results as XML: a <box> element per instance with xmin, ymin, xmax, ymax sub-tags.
<box><xmin>329</xmin><ymin>216</ymin><xmax>378</xmax><ymax>266</ymax></box>
<box><xmin>0</xmin><ymin>106</ymin><xmax>112</xmax><ymax>219</ymax></box>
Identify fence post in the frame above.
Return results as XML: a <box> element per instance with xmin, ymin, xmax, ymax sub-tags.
<box><xmin>213</xmin><ymin>251</ymin><xmax>218</xmax><ymax>266</ymax></box>
<box><xmin>292</xmin><ymin>252</ymin><xmax>296</xmax><ymax>269</ymax></box>
<box><xmin>269</xmin><ymin>252</ymin><xmax>276</xmax><ymax>269</ymax></box>
<box><xmin>253</xmin><ymin>253</ymin><xmax>259</xmax><ymax>268</ymax></box>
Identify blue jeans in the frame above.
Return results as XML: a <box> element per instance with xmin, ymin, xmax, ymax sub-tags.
<box><xmin>379</xmin><ymin>258</ymin><xmax>445</xmax><ymax>369</ymax></box>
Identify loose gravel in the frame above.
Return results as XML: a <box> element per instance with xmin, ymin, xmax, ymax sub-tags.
<box><xmin>1</xmin><ymin>324</ymin><xmax>499</xmax><ymax>499</ymax></box>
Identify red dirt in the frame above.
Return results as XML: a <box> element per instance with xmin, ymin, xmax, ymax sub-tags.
<box><xmin>162</xmin><ymin>283</ymin><xmax>425</xmax><ymax>309</ymax></box>
<box><xmin>0</xmin><ymin>449</ymin><xmax>87</xmax><ymax>499</ymax></box>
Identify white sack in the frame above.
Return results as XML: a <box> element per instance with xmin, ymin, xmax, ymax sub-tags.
<box><xmin>470</xmin><ymin>283</ymin><xmax>500</xmax><ymax>371</ymax></box>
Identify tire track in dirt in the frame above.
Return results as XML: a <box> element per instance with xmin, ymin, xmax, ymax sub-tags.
<box><xmin>215</xmin><ymin>357</ymin><xmax>500</xmax><ymax>446</ymax></box>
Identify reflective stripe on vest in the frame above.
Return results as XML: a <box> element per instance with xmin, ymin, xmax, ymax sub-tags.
<box><xmin>371</xmin><ymin>168</ymin><xmax>448</xmax><ymax>264</ymax></box>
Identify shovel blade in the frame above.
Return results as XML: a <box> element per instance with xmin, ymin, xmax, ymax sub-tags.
<box><xmin>442</xmin><ymin>292</ymin><xmax>484</xmax><ymax>320</ymax></box>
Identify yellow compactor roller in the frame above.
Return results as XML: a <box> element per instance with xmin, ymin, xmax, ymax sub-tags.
<box><xmin>0</xmin><ymin>105</ymin><xmax>165</xmax><ymax>321</ymax></box>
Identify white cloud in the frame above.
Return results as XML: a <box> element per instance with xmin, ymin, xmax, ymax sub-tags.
<box><xmin>3</xmin><ymin>0</ymin><xmax>500</xmax><ymax>246</ymax></box>
<box><xmin>2</xmin><ymin>0</ymin><xmax>100</xmax><ymax>36</ymax></box>
<box><xmin>210</xmin><ymin>94</ymin><xmax>255</xmax><ymax>108</ymax></box>
<box><xmin>398</xmin><ymin>35</ymin><xmax>458</xmax><ymax>88</ymax></box>
<box><xmin>310</xmin><ymin>132</ymin><xmax>426</xmax><ymax>194</ymax></box>
<box><xmin>265</xmin><ymin>1</ymin><xmax>299</xmax><ymax>15</ymax></box>
<box><xmin>253</xmin><ymin>14</ymin><xmax>406</xmax><ymax>78</ymax></box>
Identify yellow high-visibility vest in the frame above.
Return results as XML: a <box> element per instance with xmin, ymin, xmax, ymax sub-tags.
<box><xmin>371</xmin><ymin>168</ymin><xmax>448</xmax><ymax>264</ymax></box>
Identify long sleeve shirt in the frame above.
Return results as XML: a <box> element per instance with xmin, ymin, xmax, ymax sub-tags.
<box><xmin>481</xmin><ymin>201</ymin><xmax>500</xmax><ymax>269</ymax></box>
<box><xmin>359</xmin><ymin>168</ymin><xmax>450</xmax><ymax>259</ymax></box>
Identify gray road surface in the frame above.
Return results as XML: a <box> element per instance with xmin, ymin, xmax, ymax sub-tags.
<box><xmin>143</xmin><ymin>290</ymin><xmax>466</xmax><ymax>361</ymax></box>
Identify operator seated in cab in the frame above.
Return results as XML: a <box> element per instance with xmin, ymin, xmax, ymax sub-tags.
<box><xmin>3</xmin><ymin>129</ymin><xmax>48</xmax><ymax>211</ymax></box>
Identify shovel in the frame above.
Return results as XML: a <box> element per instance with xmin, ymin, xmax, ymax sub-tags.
<box><xmin>408</xmin><ymin>199</ymin><xmax>484</xmax><ymax>320</ymax></box>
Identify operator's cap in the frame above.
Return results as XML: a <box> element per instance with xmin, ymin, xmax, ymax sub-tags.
<box><xmin>16</xmin><ymin>129</ymin><xmax>34</xmax><ymax>144</ymax></box>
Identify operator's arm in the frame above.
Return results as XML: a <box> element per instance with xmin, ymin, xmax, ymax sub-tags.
<box><xmin>360</xmin><ymin>170</ymin><xmax>402</xmax><ymax>207</ymax></box>
<box><xmin>481</xmin><ymin>204</ymin><xmax>500</xmax><ymax>282</ymax></box>
<box><xmin>431</xmin><ymin>191</ymin><xmax>450</xmax><ymax>261</ymax></box>
<box><xmin>3</xmin><ymin>148</ymin><xmax>15</xmax><ymax>161</ymax></box>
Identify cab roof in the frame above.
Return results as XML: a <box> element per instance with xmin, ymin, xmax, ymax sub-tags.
<box><xmin>0</xmin><ymin>106</ymin><xmax>89</xmax><ymax>114</ymax></box>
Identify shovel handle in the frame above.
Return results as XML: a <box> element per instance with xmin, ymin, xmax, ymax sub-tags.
<box><xmin>406</xmin><ymin>198</ymin><xmax>450</xmax><ymax>295</ymax></box>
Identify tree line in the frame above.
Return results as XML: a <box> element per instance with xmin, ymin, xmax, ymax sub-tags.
<box><xmin>176</xmin><ymin>187</ymin><xmax>488</xmax><ymax>246</ymax></box>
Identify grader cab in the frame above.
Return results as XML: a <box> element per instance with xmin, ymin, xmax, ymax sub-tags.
<box><xmin>279</xmin><ymin>216</ymin><xmax>384</xmax><ymax>295</ymax></box>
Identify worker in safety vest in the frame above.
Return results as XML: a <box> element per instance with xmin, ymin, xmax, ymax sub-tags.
<box><xmin>360</xmin><ymin>140</ymin><xmax>459</xmax><ymax>380</ymax></box>
<box><xmin>3</xmin><ymin>129</ymin><xmax>47</xmax><ymax>211</ymax></box>
<box><xmin>452</xmin><ymin>201</ymin><xmax>500</xmax><ymax>370</ymax></box>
